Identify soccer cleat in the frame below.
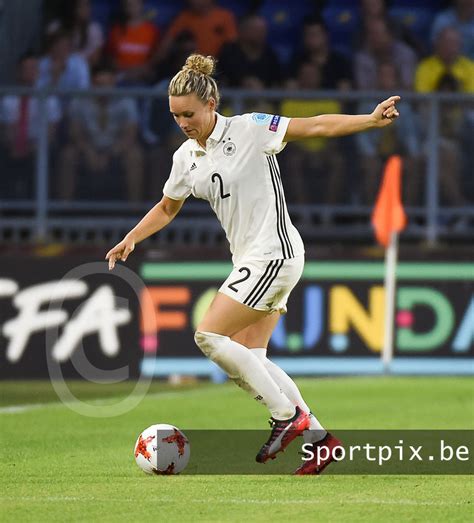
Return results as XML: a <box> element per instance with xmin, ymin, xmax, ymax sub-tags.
<box><xmin>256</xmin><ymin>406</ymin><xmax>310</xmax><ymax>463</ymax></box>
<box><xmin>294</xmin><ymin>432</ymin><xmax>343</xmax><ymax>475</ymax></box>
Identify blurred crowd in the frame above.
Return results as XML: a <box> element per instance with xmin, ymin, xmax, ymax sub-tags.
<box><xmin>0</xmin><ymin>0</ymin><xmax>473</xmax><ymax>207</ymax></box>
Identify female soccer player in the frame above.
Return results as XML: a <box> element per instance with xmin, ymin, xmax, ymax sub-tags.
<box><xmin>106</xmin><ymin>54</ymin><xmax>400</xmax><ymax>474</ymax></box>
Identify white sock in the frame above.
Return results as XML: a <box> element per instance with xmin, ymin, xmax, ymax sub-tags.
<box><xmin>194</xmin><ymin>332</ymin><xmax>295</xmax><ymax>420</ymax></box>
<box><xmin>252</xmin><ymin>348</ymin><xmax>327</xmax><ymax>443</ymax></box>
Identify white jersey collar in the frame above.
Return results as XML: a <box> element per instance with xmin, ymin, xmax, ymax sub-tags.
<box><xmin>190</xmin><ymin>112</ymin><xmax>226</xmax><ymax>152</ymax></box>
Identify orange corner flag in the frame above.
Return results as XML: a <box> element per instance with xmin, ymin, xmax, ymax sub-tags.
<box><xmin>371</xmin><ymin>155</ymin><xmax>407</xmax><ymax>247</ymax></box>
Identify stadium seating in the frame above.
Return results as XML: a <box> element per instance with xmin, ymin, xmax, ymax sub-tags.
<box><xmin>322</xmin><ymin>5</ymin><xmax>359</xmax><ymax>57</ymax></box>
<box><xmin>218</xmin><ymin>0</ymin><xmax>254</xmax><ymax>19</ymax></box>
<box><xmin>258</xmin><ymin>0</ymin><xmax>315</xmax><ymax>64</ymax></box>
<box><xmin>90</xmin><ymin>0</ymin><xmax>113</xmax><ymax>31</ymax></box>
<box><xmin>391</xmin><ymin>0</ymin><xmax>442</xmax><ymax>7</ymax></box>
<box><xmin>324</xmin><ymin>0</ymin><xmax>360</xmax><ymax>6</ymax></box>
<box><xmin>144</xmin><ymin>0</ymin><xmax>185</xmax><ymax>30</ymax></box>
<box><xmin>388</xmin><ymin>6</ymin><xmax>436</xmax><ymax>44</ymax></box>
<box><xmin>91</xmin><ymin>0</ymin><xmax>184</xmax><ymax>32</ymax></box>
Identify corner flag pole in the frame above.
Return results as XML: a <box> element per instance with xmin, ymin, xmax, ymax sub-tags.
<box><xmin>371</xmin><ymin>155</ymin><xmax>407</xmax><ymax>373</ymax></box>
<box><xmin>382</xmin><ymin>231</ymin><xmax>398</xmax><ymax>371</ymax></box>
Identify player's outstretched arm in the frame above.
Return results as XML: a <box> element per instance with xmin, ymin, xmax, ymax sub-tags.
<box><xmin>105</xmin><ymin>196</ymin><xmax>185</xmax><ymax>270</ymax></box>
<box><xmin>284</xmin><ymin>95</ymin><xmax>401</xmax><ymax>141</ymax></box>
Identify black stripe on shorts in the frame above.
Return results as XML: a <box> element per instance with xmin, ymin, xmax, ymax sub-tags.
<box><xmin>243</xmin><ymin>260</ymin><xmax>277</xmax><ymax>306</ymax></box>
<box><xmin>247</xmin><ymin>259</ymin><xmax>284</xmax><ymax>308</ymax></box>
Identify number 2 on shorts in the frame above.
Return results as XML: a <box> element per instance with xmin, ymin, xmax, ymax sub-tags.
<box><xmin>228</xmin><ymin>267</ymin><xmax>251</xmax><ymax>292</ymax></box>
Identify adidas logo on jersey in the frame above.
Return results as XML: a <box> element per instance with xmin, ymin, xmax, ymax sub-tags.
<box><xmin>190</xmin><ymin>162</ymin><xmax>197</xmax><ymax>171</ymax></box>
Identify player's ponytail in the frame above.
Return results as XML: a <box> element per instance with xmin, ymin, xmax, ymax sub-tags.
<box><xmin>168</xmin><ymin>54</ymin><xmax>220</xmax><ymax>107</ymax></box>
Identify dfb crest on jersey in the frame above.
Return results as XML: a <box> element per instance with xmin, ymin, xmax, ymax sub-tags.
<box><xmin>223</xmin><ymin>141</ymin><xmax>236</xmax><ymax>156</ymax></box>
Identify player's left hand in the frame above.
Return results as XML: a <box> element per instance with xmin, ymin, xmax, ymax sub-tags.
<box><xmin>371</xmin><ymin>95</ymin><xmax>400</xmax><ymax>127</ymax></box>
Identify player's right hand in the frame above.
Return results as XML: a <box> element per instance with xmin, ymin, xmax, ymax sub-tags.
<box><xmin>105</xmin><ymin>237</ymin><xmax>135</xmax><ymax>270</ymax></box>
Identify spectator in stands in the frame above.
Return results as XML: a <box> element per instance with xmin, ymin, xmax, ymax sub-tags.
<box><xmin>428</xmin><ymin>73</ymin><xmax>468</xmax><ymax>207</ymax></box>
<box><xmin>280</xmin><ymin>62</ymin><xmax>345</xmax><ymax>209</ymax></box>
<box><xmin>431</xmin><ymin>0</ymin><xmax>474</xmax><ymax>60</ymax></box>
<box><xmin>357</xmin><ymin>0</ymin><xmax>425</xmax><ymax>56</ymax></box>
<box><xmin>58</xmin><ymin>62</ymin><xmax>144</xmax><ymax>201</ymax></box>
<box><xmin>286</xmin><ymin>16</ymin><xmax>352</xmax><ymax>91</ymax></box>
<box><xmin>239</xmin><ymin>76</ymin><xmax>276</xmax><ymax>114</ymax></box>
<box><xmin>415</xmin><ymin>26</ymin><xmax>474</xmax><ymax>93</ymax></box>
<box><xmin>107</xmin><ymin>0</ymin><xmax>160</xmax><ymax>85</ymax></box>
<box><xmin>217</xmin><ymin>14</ymin><xmax>282</xmax><ymax>88</ymax></box>
<box><xmin>153</xmin><ymin>30</ymin><xmax>197</xmax><ymax>84</ymax></box>
<box><xmin>460</xmin><ymin>102</ymin><xmax>474</xmax><ymax>203</ymax></box>
<box><xmin>356</xmin><ymin>62</ymin><xmax>421</xmax><ymax>204</ymax></box>
<box><xmin>37</xmin><ymin>29</ymin><xmax>90</xmax><ymax>89</ymax></box>
<box><xmin>0</xmin><ymin>53</ymin><xmax>61</xmax><ymax>199</ymax></box>
<box><xmin>158</xmin><ymin>0</ymin><xmax>237</xmax><ymax>60</ymax></box>
<box><xmin>415</xmin><ymin>27</ymin><xmax>474</xmax><ymax>205</ymax></box>
<box><xmin>46</xmin><ymin>0</ymin><xmax>104</xmax><ymax>67</ymax></box>
<box><xmin>354</xmin><ymin>18</ymin><xmax>417</xmax><ymax>90</ymax></box>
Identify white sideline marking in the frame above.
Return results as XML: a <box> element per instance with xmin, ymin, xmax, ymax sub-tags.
<box><xmin>0</xmin><ymin>386</ymin><xmax>230</xmax><ymax>415</ymax></box>
<box><xmin>0</xmin><ymin>496</ymin><xmax>467</xmax><ymax>507</ymax></box>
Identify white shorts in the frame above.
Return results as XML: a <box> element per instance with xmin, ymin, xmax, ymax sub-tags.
<box><xmin>219</xmin><ymin>255</ymin><xmax>304</xmax><ymax>314</ymax></box>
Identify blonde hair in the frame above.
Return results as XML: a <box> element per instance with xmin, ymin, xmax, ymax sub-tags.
<box><xmin>168</xmin><ymin>54</ymin><xmax>220</xmax><ymax>107</ymax></box>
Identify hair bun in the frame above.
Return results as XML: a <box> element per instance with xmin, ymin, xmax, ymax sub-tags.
<box><xmin>183</xmin><ymin>54</ymin><xmax>216</xmax><ymax>76</ymax></box>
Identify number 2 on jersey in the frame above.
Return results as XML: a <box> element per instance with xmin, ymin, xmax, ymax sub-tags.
<box><xmin>211</xmin><ymin>173</ymin><xmax>230</xmax><ymax>199</ymax></box>
<box><xmin>228</xmin><ymin>267</ymin><xmax>251</xmax><ymax>292</ymax></box>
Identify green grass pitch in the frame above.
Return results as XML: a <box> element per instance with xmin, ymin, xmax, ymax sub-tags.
<box><xmin>1</xmin><ymin>377</ymin><xmax>472</xmax><ymax>522</ymax></box>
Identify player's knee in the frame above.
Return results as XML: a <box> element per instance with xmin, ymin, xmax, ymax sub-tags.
<box><xmin>194</xmin><ymin>330</ymin><xmax>227</xmax><ymax>358</ymax></box>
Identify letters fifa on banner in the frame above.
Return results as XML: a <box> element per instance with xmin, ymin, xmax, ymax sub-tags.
<box><xmin>0</xmin><ymin>279</ymin><xmax>131</xmax><ymax>363</ymax></box>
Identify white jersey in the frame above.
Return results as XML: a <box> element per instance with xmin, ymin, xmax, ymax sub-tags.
<box><xmin>163</xmin><ymin>112</ymin><xmax>305</xmax><ymax>265</ymax></box>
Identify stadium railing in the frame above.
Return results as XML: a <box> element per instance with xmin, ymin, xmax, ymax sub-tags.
<box><xmin>0</xmin><ymin>86</ymin><xmax>472</xmax><ymax>245</ymax></box>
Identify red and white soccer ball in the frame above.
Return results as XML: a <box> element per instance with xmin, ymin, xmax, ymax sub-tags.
<box><xmin>134</xmin><ymin>424</ymin><xmax>190</xmax><ymax>475</ymax></box>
